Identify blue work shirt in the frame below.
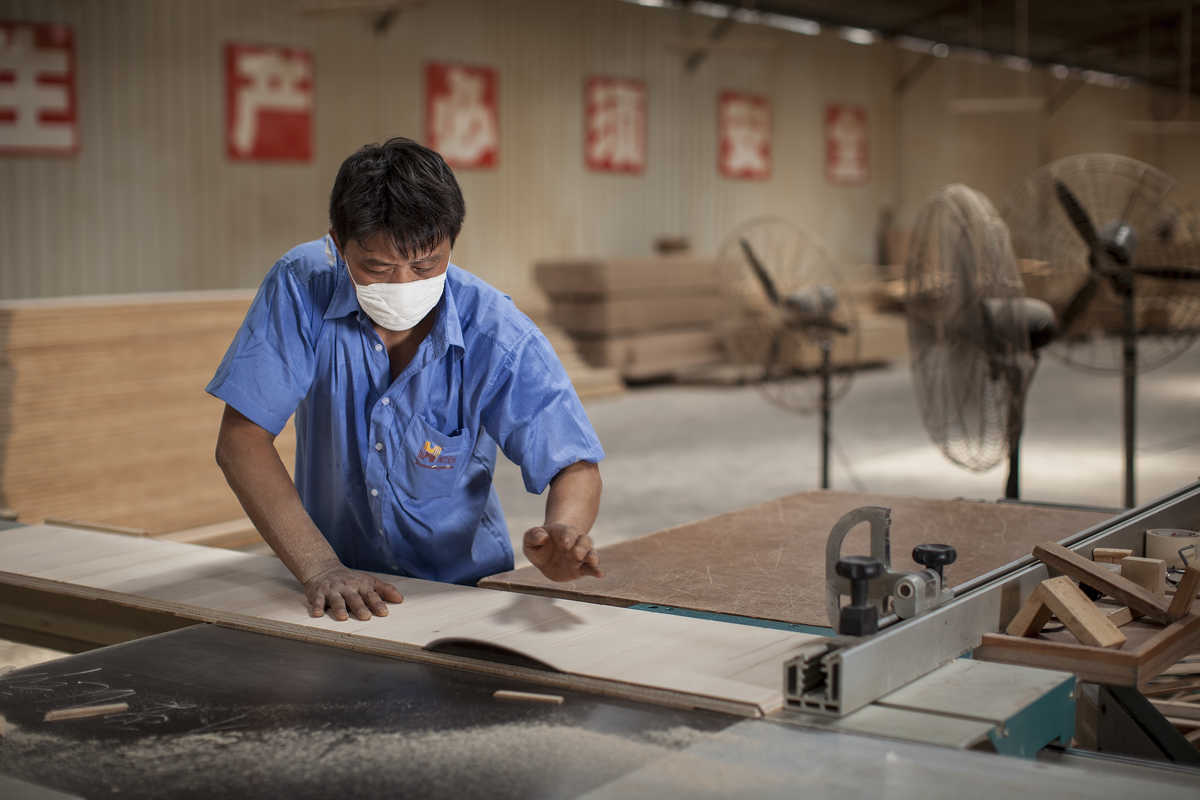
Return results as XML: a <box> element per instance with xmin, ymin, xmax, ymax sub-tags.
<box><xmin>207</xmin><ymin>236</ymin><xmax>605</xmax><ymax>585</ymax></box>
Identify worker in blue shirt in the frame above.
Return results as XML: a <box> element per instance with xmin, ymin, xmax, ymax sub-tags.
<box><xmin>208</xmin><ymin>137</ymin><xmax>605</xmax><ymax>622</ymax></box>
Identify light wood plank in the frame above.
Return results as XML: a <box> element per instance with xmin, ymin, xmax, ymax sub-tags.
<box><xmin>0</xmin><ymin>525</ymin><xmax>821</xmax><ymax>715</ymax></box>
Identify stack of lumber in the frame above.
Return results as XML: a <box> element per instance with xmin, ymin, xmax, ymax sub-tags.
<box><xmin>534</xmin><ymin>257</ymin><xmax>725</xmax><ymax>381</ymax></box>
<box><xmin>0</xmin><ymin>292</ymin><xmax>292</xmax><ymax>535</ymax></box>
<box><xmin>535</xmin><ymin>257</ymin><xmax>909</xmax><ymax>383</ymax></box>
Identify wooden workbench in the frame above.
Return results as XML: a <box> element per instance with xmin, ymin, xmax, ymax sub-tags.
<box><xmin>480</xmin><ymin>491</ymin><xmax>1113</xmax><ymax>627</ymax></box>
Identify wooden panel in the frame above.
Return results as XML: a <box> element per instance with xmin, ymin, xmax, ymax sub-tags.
<box><xmin>0</xmin><ymin>293</ymin><xmax>296</xmax><ymax>534</ymax></box>
<box><xmin>481</xmin><ymin>490</ymin><xmax>1112</xmax><ymax>627</ymax></box>
<box><xmin>0</xmin><ymin>525</ymin><xmax>823</xmax><ymax>716</ymax></box>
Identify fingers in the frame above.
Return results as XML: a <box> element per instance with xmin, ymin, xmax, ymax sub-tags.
<box><xmin>551</xmin><ymin>526</ymin><xmax>582</xmax><ymax>554</ymax></box>
<box><xmin>309</xmin><ymin>590</ymin><xmax>326</xmax><ymax>618</ymax></box>
<box><xmin>374</xmin><ymin>579</ymin><xmax>405</xmax><ymax>605</ymax></box>
<box><xmin>582</xmin><ymin>549</ymin><xmax>603</xmax><ymax>578</ymax></box>
<box><xmin>327</xmin><ymin>591</ymin><xmax>349</xmax><ymax>622</ymax></box>
<box><xmin>364</xmin><ymin>589</ymin><xmax>389</xmax><ymax>617</ymax></box>
<box><xmin>346</xmin><ymin>591</ymin><xmax>371</xmax><ymax>621</ymax></box>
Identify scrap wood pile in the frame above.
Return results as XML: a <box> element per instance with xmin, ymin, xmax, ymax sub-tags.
<box><xmin>975</xmin><ymin>538</ymin><xmax>1200</xmax><ymax>749</ymax></box>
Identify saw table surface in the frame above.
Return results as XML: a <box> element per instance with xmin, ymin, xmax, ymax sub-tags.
<box><xmin>481</xmin><ymin>490</ymin><xmax>1113</xmax><ymax>626</ymax></box>
<box><xmin>2</xmin><ymin>625</ymin><xmax>1195</xmax><ymax>799</ymax></box>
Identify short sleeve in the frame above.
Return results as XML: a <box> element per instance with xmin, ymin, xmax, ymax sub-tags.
<box><xmin>206</xmin><ymin>260</ymin><xmax>320</xmax><ymax>436</ymax></box>
<box><xmin>480</xmin><ymin>330</ymin><xmax>606</xmax><ymax>493</ymax></box>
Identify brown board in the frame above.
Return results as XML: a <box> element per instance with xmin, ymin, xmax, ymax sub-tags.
<box><xmin>480</xmin><ymin>490</ymin><xmax>1113</xmax><ymax>627</ymax></box>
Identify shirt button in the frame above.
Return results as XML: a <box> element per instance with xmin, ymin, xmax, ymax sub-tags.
<box><xmin>371</xmin><ymin>488</ymin><xmax>379</xmax><ymax>497</ymax></box>
<box><xmin>381</xmin><ymin>397</ymin><xmax>390</xmax><ymax>406</ymax></box>
<box><xmin>375</xmin><ymin>442</ymin><xmax>384</xmax><ymax>452</ymax></box>
<box><xmin>374</xmin><ymin>343</ymin><xmax>383</xmax><ymax>352</ymax></box>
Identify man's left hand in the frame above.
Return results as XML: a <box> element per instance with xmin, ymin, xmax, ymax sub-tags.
<box><xmin>523</xmin><ymin>523</ymin><xmax>603</xmax><ymax>581</ymax></box>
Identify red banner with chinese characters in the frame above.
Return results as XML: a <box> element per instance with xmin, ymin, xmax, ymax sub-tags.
<box><xmin>585</xmin><ymin>76</ymin><xmax>646</xmax><ymax>174</ymax></box>
<box><xmin>825</xmin><ymin>104</ymin><xmax>869</xmax><ymax>185</ymax></box>
<box><xmin>718</xmin><ymin>91</ymin><xmax>770</xmax><ymax>180</ymax></box>
<box><xmin>225</xmin><ymin>43</ymin><xmax>313</xmax><ymax>162</ymax></box>
<box><xmin>0</xmin><ymin>22</ymin><xmax>78</xmax><ymax>155</ymax></box>
<box><xmin>425</xmin><ymin>62</ymin><xmax>498</xmax><ymax>169</ymax></box>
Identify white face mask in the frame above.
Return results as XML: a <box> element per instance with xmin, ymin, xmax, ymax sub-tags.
<box><xmin>346</xmin><ymin>261</ymin><xmax>447</xmax><ymax>332</ymax></box>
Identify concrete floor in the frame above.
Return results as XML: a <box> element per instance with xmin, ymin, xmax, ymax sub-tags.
<box><xmin>496</xmin><ymin>343</ymin><xmax>1200</xmax><ymax>566</ymax></box>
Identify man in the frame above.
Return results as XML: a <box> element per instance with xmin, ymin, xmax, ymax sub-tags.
<box><xmin>208</xmin><ymin>137</ymin><xmax>604</xmax><ymax>622</ymax></box>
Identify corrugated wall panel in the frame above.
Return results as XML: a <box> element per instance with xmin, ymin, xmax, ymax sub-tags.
<box><xmin>0</xmin><ymin>0</ymin><xmax>1191</xmax><ymax>304</ymax></box>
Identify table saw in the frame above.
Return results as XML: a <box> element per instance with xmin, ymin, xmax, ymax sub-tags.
<box><xmin>1</xmin><ymin>484</ymin><xmax>1199</xmax><ymax>797</ymax></box>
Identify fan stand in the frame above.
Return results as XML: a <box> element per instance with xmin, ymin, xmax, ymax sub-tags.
<box><xmin>819</xmin><ymin>340</ymin><xmax>833</xmax><ymax>490</ymax></box>
<box><xmin>1118</xmin><ymin>276</ymin><xmax>1137</xmax><ymax>508</ymax></box>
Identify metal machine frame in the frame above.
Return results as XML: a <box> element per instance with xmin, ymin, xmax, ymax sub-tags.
<box><xmin>786</xmin><ymin>479</ymin><xmax>1200</xmax><ymax>716</ymax></box>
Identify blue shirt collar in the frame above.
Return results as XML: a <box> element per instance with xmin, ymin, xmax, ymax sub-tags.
<box><xmin>322</xmin><ymin>236</ymin><xmax>464</xmax><ymax>360</ymax></box>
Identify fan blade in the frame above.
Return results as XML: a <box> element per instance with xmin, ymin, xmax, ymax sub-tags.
<box><xmin>1058</xmin><ymin>274</ymin><xmax>1102</xmax><ymax>334</ymax></box>
<box><xmin>762</xmin><ymin>330</ymin><xmax>784</xmax><ymax>381</ymax></box>
<box><xmin>1054</xmin><ymin>180</ymin><xmax>1101</xmax><ymax>255</ymax></box>
<box><xmin>1131</xmin><ymin>264</ymin><xmax>1200</xmax><ymax>281</ymax></box>
<box><xmin>739</xmin><ymin>238</ymin><xmax>781</xmax><ymax>306</ymax></box>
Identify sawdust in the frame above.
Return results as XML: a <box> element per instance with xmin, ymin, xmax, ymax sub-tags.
<box><xmin>0</xmin><ymin>718</ymin><xmax>717</xmax><ymax>799</ymax></box>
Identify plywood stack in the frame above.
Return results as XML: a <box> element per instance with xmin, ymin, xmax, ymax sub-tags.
<box><xmin>0</xmin><ymin>292</ymin><xmax>295</xmax><ymax>534</ymax></box>
<box><xmin>534</xmin><ymin>257</ymin><xmax>725</xmax><ymax>381</ymax></box>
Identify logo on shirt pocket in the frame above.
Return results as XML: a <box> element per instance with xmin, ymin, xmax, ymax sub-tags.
<box><xmin>416</xmin><ymin>439</ymin><xmax>456</xmax><ymax>469</ymax></box>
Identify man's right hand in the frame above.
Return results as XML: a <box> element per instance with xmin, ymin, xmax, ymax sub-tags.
<box><xmin>302</xmin><ymin>565</ymin><xmax>404</xmax><ymax>621</ymax></box>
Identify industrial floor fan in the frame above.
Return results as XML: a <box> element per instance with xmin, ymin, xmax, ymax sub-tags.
<box><xmin>715</xmin><ymin>217</ymin><xmax>861</xmax><ymax>489</ymax></box>
<box><xmin>906</xmin><ymin>184</ymin><xmax>1056</xmax><ymax>500</ymax></box>
<box><xmin>1005</xmin><ymin>154</ymin><xmax>1200</xmax><ymax>507</ymax></box>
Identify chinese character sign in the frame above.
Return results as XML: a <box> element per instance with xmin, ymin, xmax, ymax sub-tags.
<box><xmin>826</xmin><ymin>104</ymin><xmax>868</xmax><ymax>185</ymax></box>
<box><xmin>426</xmin><ymin>62</ymin><xmax>498</xmax><ymax>169</ymax></box>
<box><xmin>0</xmin><ymin>22</ymin><xmax>77</xmax><ymax>155</ymax></box>
<box><xmin>585</xmin><ymin>77</ymin><xmax>645</xmax><ymax>174</ymax></box>
<box><xmin>225</xmin><ymin>43</ymin><xmax>313</xmax><ymax>162</ymax></box>
<box><xmin>718</xmin><ymin>91</ymin><xmax>770</xmax><ymax>180</ymax></box>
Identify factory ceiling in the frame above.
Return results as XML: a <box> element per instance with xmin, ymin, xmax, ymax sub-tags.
<box><xmin>671</xmin><ymin>1</ymin><xmax>1198</xmax><ymax>95</ymax></box>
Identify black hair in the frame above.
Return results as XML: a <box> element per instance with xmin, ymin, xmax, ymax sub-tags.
<box><xmin>329</xmin><ymin>137</ymin><xmax>465</xmax><ymax>259</ymax></box>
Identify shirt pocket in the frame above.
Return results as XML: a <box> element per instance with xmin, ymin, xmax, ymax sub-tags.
<box><xmin>399</xmin><ymin>414</ymin><xmax>468</xmax><ymax>501</ymax></box>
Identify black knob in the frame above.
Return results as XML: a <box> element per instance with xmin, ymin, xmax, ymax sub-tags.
<box><xmin>836</xmin><ymin>556</ymin><xmax>883</xmax><ymax>636</ymax></box>
<box><xmin>913</xmin><ymin>543</ymin><xmax>957</xmax><ymax>579</ymax></box>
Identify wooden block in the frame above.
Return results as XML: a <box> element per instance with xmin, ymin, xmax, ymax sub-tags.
<box><xmin>1005</xmin><ymin>587</ymin><xmax>1053</xmax><ymax>637</ymax></box>
<box><xmin>1168</xmin><ymin>565</ymin><xmax>1200</xmax><ymax>619</ymax></box>
<box><xmin>1038</xmin><ymin>576</ymin><xmax>1126</xmax><ymax>648</ymax></box>
<box><xmin>1152</xmin><ymin>699</ymin><xmax>1200</xmax><ymax>721</ymax></box>
<box><xmin>1033</xmin><ymin>542</ymin><xmax>1172</xmax><ymax>624</ymax></box>
<box><xmin>1093</xmin><ymin>547</ymin><xmax>1133</xmax><ymax>563</ymax></box>
<box><xmin>1141</xmin><ymin>678</ymin><xmax>1200</xmax><ymax>696</ymax></box>
<box><xmin>43</xmin><ymin>702</ymin><xmax>129</xmax><ymax>722</ymax></box>
<box><xmin>0</xmin><ymin>712</ymin><xmax>6</xmax><ymax>737</ymax></box>
<box><xmin>492</xmin><ymin>689</ymin><xmax>564</xmax><ymax>705</ymax></box>
<box><xmin>1120</xmin><ymin>557</ymin><xmax>1167</xmax><ymax>599</ymax></box>
<box><xmin>1107</xmin><ymin>607</ymin><xmax>1135</xmax><ymax>628</ymax></box>
<box><xmin>1186</xmin><ymin>727</ymin><xmax>1200</xmax><ymax>744</ymax></box>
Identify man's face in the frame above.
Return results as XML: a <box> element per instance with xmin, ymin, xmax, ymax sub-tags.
<box><xmin>334</xmin><ymin>231</ymin><xmax>451</xmax><ymax>285</ymax></box>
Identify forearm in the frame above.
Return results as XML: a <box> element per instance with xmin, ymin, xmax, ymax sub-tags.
<box><xmin>215</xmin><ymin>406</ymin><xmax>340</xmax><ymax>584</ymax></box>
<box><xmin>544</xmin><ymin>461</ymin><xmax>602</xmax><ymax>533</ymax></box>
